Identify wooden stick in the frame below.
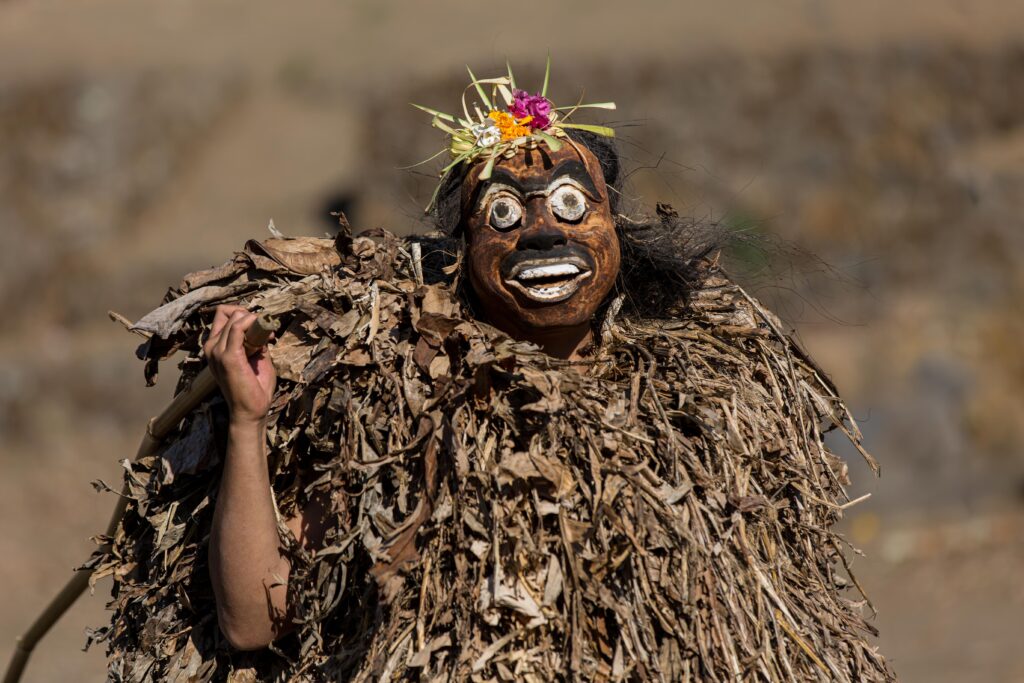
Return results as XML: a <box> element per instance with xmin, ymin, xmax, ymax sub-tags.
<box><xmin>3</xmin><ymin>315</ymin><xmax>278</xmax><ymax>683</ymax></box>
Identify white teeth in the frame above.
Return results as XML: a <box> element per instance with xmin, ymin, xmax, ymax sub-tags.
<box><xmin>525</xmin><ymin>283</ymin><xmax>575</xmax><ymax>300</ymax></box>
<box><xmin>504</xmin><ymin>258</ymin><xmax>592</xmax><ymax>302</ymax></box>
<box><xmin>504</xmin><ymin>264</ymin><xmax>593</xmax><ymax>303</ymax></box>
<box><xmin>517</xmin><ymin>263</ymin><xmax>580</xmax><ymax>281</ymax></box>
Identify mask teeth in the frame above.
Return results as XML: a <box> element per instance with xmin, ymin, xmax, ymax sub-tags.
<box><xmin>518</xmin><ymin>264</ymin><xmax>580</xmax><ymax>280</ymax></box>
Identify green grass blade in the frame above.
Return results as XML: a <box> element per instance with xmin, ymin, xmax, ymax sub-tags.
<box><xmin>461</xmin><ymin>88</ymin><xmax>473</xmax><ymax>126</ymax></box>
<box><xmin>425</xmin><ymin>167</ymin><xmax>453</xmax><ymax>213</ymax></box>
<box><xmin>431</xmin><ymin>116</ymin><xmax>459</xmax><ymax>135</ymax></box>
<box><xmin>554</xmin><ymin>102</ymin><xmax>617</xmax><ymax>111</ymax></box>
<box><xmin>398</xmin><ymin>147</ymin><xmax>448</xmax><ymax>170</ymax></box>
<box><xmin>497</xmin><ymin>83</ymin><xmax>514</xmax><ymax>107</ymax></box>
<box><xmin>441</xmin><ymin>151</ymin><xmax>473</xmax><ymax>174</ymax></box>
<box><xmin>411</xmin><ymin>103</ymin><xmax>456</xmax><ymax>122</ymax></box>
<box><xmin>479</xmin><ymin>153</ymin><xmax>497</xmax><ymax>180</ymax></box>
<box><xmin>541</xmin><ymin>54</ymin><xmax>551</xmax><ymax>97</ymax></box>
<box><xmin>559</xmin><ymin>122</ymin><xmax>616</xmax><ymax>137</ymax></box>
<box><xmin>466</xmin><ymin>65</ymin><xmax>493</xmax><ymax>110</ymax></box>
<box><xmin>536</xmin><ymin>130</ymin><xmax>563</xmax><ymax>151</ymax></box>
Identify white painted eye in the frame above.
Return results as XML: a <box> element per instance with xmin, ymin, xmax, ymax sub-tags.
<box><xmin>488</xmin><ymin>195</ymin><xmax>522</xmax><ymax>230</ymax></box>
<box><xmin>549</xmin><ymin>185</ymin><xmax>587</xmax><ymax>221</ymax></box>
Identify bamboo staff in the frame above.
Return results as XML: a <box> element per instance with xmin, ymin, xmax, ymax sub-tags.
<box><xmin>3</xmin><ymin>315</ymin><xmax>279</xmax><ymax>683</ymax></box>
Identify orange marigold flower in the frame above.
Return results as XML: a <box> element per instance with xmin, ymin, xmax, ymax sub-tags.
<box><xmin>488</xmin><ymin>110</ymin><xmax>533</xmax><ymax>140</ymax></box>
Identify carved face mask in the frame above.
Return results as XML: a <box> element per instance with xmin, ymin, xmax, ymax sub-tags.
<box><xmin>461</xmin><ymin>143</ymin><xmax>620</xmax><ymax>332</ymax></box>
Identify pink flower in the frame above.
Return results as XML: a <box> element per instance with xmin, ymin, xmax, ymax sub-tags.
<box><xmin>510</xmin><ymin>89</ymin><xmax>553</xmax><ymax>130</ymax></box>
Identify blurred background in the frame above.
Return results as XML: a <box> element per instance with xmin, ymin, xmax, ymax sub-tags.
<box><xmin>2</xmin><ymin>1</ymin><xmax>1023</xmax><ymax>680</ymax></box>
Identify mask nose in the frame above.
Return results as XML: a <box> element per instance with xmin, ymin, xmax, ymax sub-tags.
<box><xmin>516</xmin><ymin>223</ymin><xmax>567</xmax><ymax>251</ymax></box>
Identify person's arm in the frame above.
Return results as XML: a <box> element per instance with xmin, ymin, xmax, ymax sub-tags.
<box><xmin>204</xmin><ymin>305</ymin><xmax>325</xmax><ymax>650</ymax></box>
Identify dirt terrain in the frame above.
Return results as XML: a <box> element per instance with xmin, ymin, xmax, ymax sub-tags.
<box><xmin>2</xmin><ymin>2</ymin><xmax>1023</xmax><ymax>681</ymax></box>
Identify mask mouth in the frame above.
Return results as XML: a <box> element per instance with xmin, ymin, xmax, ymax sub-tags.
<box><xmin>504</xmin><ymin>255</ymin><xmax>593</xmax><ymax>303</ymax></box>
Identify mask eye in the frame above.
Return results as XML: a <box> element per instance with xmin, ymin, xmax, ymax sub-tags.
<box><xmin>549</xmin><ymin>185</ymin><xmax>587</xmax><ymax>221</ymax></box>
<box><xmin>488</xmin><ymin>195</ymin><xmax>523</xmax><ymax>230</ymax></box>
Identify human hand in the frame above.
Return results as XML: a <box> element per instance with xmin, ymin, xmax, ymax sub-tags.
<box><xmin>203</xmin><ymin>304</ymin><xmax>277</xmax><ymax>426</ymax></box>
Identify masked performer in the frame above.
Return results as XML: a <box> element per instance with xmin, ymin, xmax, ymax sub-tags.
<box><xmin>94</xmin><ymin>64</ymin><xmax>895</xmax><ymax>681</ymax></box>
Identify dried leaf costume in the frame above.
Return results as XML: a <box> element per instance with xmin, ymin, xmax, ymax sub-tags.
<box><xmin>90</xmin><ymin>64</ymin><xmax>895</xmax><ymax>682</ymax></box>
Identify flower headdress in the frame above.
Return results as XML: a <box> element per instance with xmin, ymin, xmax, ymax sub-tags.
<box><xmin>412</xmin><ymin>58</ymin><xmax>616</xmax><ymax>211</ymax></box>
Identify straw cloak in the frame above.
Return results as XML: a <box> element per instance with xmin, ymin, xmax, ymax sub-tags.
<box><xmin>87</xmin><ymin>225</ymin><xmax>895</xmax><ymax>681</ymax></box>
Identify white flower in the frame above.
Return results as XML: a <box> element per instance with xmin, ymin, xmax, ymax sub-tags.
<box><xmin>472</xmin><ymin>123</ymin><xmax>501</xmax><ymax>148</ymax></box>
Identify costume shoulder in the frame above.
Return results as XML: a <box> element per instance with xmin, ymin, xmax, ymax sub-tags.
<box><xmin>90</xmin><ymin>225</ymin><xmax>894</xmax><ymax>682</ymax></box>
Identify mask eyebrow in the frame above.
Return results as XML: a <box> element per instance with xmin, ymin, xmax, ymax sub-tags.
<box><xmin>469</xmin><ymin>158</ymin><xmax>604</xmax><ymax>213</ymax></box>
<box><xmin>543</xmin><ymin>160</ymin><xmax>602</xmax><ymax>199</ymax></box>
<box><xmin>467</xmin><ymin>169</ymin><xmax>524</xmax><ymax>214</ymax></box>
<box><xmin>483</xmin><ymin>160</ymin><xmax>602</xmax><ymax>198</ymax></box>
<box><xmin>483</xmin><ymin>168</ymin><xmax>526</xmax><ymax>196</ymax></box>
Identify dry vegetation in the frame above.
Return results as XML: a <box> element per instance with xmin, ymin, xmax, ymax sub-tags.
<box><xmin>93</xmin><ymin>228</ymin><xmax>892</xmax><ymax>681</ymax></box>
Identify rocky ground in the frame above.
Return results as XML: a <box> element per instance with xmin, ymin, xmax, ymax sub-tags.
<box><xmin>2</xmin><ymin>2</ymin><xmax>1023</xmax><ymax>681</ymax></box>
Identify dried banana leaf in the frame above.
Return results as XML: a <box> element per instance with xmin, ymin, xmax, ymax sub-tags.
<box><xmin>88</xmin><ymin>223</ymin><xmax>894</xmax><ymax>682</ymax></box>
